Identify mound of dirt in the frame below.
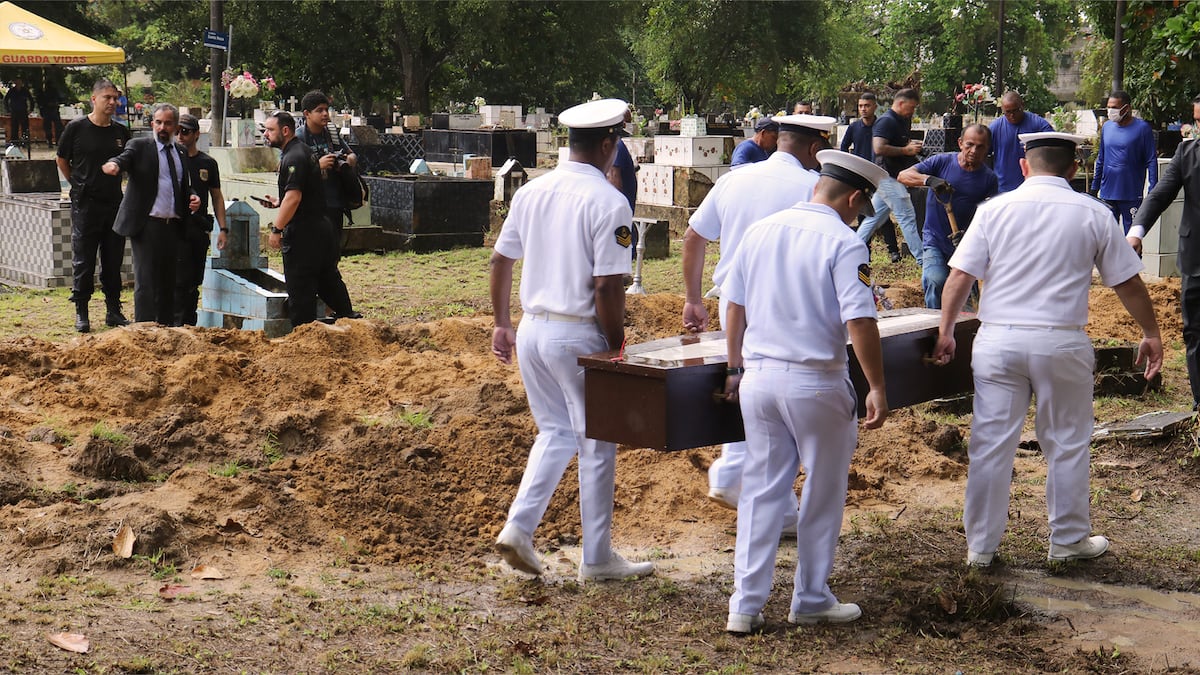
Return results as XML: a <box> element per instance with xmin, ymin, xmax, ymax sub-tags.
<box><xmin>0</xmin><ymin>287</ymin><xmax>1177</xmax><ymax>578</ymax></box>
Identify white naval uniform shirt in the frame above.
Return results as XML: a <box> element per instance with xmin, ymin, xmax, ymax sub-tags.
<box><xmin>949</xmin><ymin>175</ymin><xmax>1143</xmax><ymax>327</ymax></box>
<box><xmin>689</xmin><ymin>152</ymin><xmax>818</xmax><ymax>289</ymax></box>
<box><xmin>723</xmin><ymin>202</ymin><xmax>877</xmax><ymax>369</ymax></box>
<box><xmin>494</xmin><ymin>160</ymin><xmax>633</xmax><ymax>317</ymax></box>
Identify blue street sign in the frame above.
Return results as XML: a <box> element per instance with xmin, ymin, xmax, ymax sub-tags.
<box><xmin>203</xmin><ymin>29</ymin><xmax>229</xmax><ymax>51</ymax></box>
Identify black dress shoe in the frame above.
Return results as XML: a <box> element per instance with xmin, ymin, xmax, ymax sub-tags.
<box><xmin>889</xmin><ymin>251</ymin><xmax>902</xmax><ymax>263</ymax></box>
<box><xmin>75</xmin><ymin>316</ymin><xmax>90</xmax><ymax>333</ymax></box>
<box><xmin>105</xmin><ymin>312</ymin><xmax>131</xmax><ymax>327</ymax></box>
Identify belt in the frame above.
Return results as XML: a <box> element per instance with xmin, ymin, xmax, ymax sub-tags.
<box><xmin>982</xmin><ymin>323</ymin><xmax>1085</xmax><ymax>331</ymax></box>
<box><xmin>525</xmin><ymin>311</ymin><xmax>593</xmax><ymax>323</ymax></box>
<box><xmin>744</xmin><ymin>357</ymin><xmax>841</xmax><ymax>373</ymax></box>
<box><xmin>146</xmin><ymin>216</ymin><xmax>182</xmax><ymax>226</ymax></box>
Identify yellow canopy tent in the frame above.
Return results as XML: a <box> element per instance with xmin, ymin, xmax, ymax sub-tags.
<box><xmin>0</xmin><ymin>2</ymin><xmax>123</xmax><ymax>66</ymax></box>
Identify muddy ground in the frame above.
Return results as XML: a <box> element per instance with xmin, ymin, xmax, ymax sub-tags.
<box><xmin>1</xmin><ymin>281</ymin><xmax>1199</xmax><ymax>673</ymax></box>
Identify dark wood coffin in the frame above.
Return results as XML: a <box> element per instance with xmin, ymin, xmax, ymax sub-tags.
<box><xmin>579</xmin><ymin>308</ymin><xmax>979</xmax><ymax>451</ymax></box>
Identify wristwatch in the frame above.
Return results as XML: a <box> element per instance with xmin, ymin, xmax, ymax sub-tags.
<box><xmin>219</xmin><ymin>227</ymin><xmax>229</xmax><ymax>233</ymax></box>
<box><xmin>270</xmin><ymin>226</ymin><xmax>285</xmax><ymax>235</ymax></box>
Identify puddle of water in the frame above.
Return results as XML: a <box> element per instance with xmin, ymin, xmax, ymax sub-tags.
<box><xmin>1012</xmin><ymin>571</ymin><xmax>1200</xmax><ymax>668</ymax></box>
<box><xmin>1039</xmin><ymin>576</ymin><xmax>1200</xmax><ymax>613</ymax></box>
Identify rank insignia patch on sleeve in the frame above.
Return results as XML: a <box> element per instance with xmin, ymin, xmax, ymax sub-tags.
<box><xmin>615</xmin><ymin>225</ymin><xmax>632</xmax><ymax>248</ymax></box>
<box><xmin>858</xmin><ymin>263</ymin><xmax>872</xmax><ymax>287</ymax></box>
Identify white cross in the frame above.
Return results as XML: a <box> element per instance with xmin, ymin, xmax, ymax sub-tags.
<box><xmin>287</xmin><ymin>96</ymin><xmax>298</xmax><ymax>112</ymax></box>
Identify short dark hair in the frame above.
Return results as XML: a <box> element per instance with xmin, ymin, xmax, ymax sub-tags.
<box><xmin>1026</xmin><ymin>145</ymin><xmax>1076</xmax><ymax>175</ymax></box>
<box><xmin>150</xmin><ymin>102</ymin><xmax>178</xmax><ymax>122</ymax></box>
<box><xmin>93</xmin><ymin>79</ymin><xmax>117</xmax><ymax>94</ymax></box>
<box><xmin>858</xmin><ymin>92</ymin><xmax>876</xmax><ymax>102</ymax></box>
<box><xmin>567</xmin><ymin>128</ymin><xmax>618</xmax><ymax>153</ymax></box>
<box><xmin>1192</xmin><ymin>94</ymin><xmax>1200</xmax><ymax>106</ymax></box>
<box><xmin>301</xmin><ymin>90</ymin><xmax>330</xmax><ymax>112</ymax></box>
<box><xmin>895</xmin><ymin>88</ymin><xmax>920</xmax><ymax>103</ymax></box>
<box><xmin>1108</xmin><ymin>90</ymin><xmax>1131</xmax><ymax>106</ymax></box>
<box><xmin>268</xmin><ymin>110</ymin><xmax>296</xmax><ymax>132</ymax></box>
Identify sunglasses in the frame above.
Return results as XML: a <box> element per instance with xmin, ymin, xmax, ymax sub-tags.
<box><xmin>178</xmin><ymin>128</ymin><xmax>196</xmax><ymax>135</ymax></box>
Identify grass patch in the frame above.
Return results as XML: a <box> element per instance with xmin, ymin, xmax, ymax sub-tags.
<box><xmin>261</xmin><ymin>430</ymin><xmax>283</xmax><ymax>464</ymax></box>
<box><xmin>90</xmin><ymin>421</ymin><xmax>130</xmax><ymax>446</ymax></box>
<box><xmin>209</xmin><ymin>460</ymin><xmax>249</xmax><ymax>478</ymax></box>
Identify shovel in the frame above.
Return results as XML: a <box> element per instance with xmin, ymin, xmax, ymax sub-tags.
<box><xmin>934</xmin><ymin>185</ymin><xmax>963</xmax><ymax>248</ymax></box>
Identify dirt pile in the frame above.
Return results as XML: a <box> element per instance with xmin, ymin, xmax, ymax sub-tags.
<box><xmin>0</xmin><ymin>285</ymin><xmax>1181</xmax><ymax>578</ymax></box>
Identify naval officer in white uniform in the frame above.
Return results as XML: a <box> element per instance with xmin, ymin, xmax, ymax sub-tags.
<box><xmin>722</xmin><ymin>149</ymin><xmax>889</xmax><ymax>634</ymax></box>
<box><xmin>682</xmin><ymin>114</ymin><xmax>837</xmax><ymax>513</ymax></box>
<box><xmin>491</xmin><ymin>98</ymin><xmax>653</xmax><ymax>583</ymax></box>
<box><xmin>933</xmin><ymin>132</ymin><xmax>1163</xmax><ymax>567</ymax></box>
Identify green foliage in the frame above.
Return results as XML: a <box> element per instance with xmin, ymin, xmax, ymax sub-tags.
<box><xmin>870</xmin><ymin>0</ymin><xmax>1074</xmax><ymax>115</ymax></box>
<box><xmin>634</xmin><ymin>0</ymin><xmax>828</xmax><ymax>113</ymax></box>
<box><xmin>152</xmin><ymin>79</ymin><xmax>210</xmax><ymax>113</ymax></box>
<box><xmin>90</xmin><ymin>422</ymin><xmax>129</xmax><ymax>446</ymax></box>
<box><xmin>210</xmin><ymin>461</ymin><xmax>249</xmax><ymax>478</ymax></box>
<box><xmin>1082</xmin><ymin>0</ymin><xmax>1200</xmax><ymax>122</ymax></box>
<box><xmin>399</xmin><ymin>409</ymin><xmax>434</xmax><ymax>430</ymax></box>
<box><xmin>261</xmin><ymin>430</ymin><xmax>283</xmax><ymax>464</ymax></box>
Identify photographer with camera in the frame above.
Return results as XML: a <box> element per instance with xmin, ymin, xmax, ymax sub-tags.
<box><xmin>297</xmin><ymin>90</ymin><xmax>357</xmax><ymax>259</ymax></box>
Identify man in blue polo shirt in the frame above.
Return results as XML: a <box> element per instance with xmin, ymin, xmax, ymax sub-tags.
<box><xmin>899</xmin><ymin>124</ymin><xmax>998</xmax><ymax>308</ymax></box>
<box><xmin>989</xmin><ymin>91</ymin><xmax>1053</xmax><ymax>193</ymax></box>
<box><xmin>731</xmin><ymin>117</ymin><xmax>778</xmax><ymax>168</ymax></box>
<box><xmin>1094</xmin><ymin>90</ymin><xmax>1158</xmax><ymax>233</ymax></box>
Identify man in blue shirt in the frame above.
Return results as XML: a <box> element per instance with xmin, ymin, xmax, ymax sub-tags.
<box><xmin>842</xmin><ymin>92</ymin><xmax>901</xmax><ymax>262</ymax></box>
<box><xmin>856</xmin><ymin>88</ymin><xmax>924</xmax><ymax>263</ymax></box>
<box><xmin>1094</xmin><ymin>90</ymin><xmax>1158</xmax><ymax>233</ymax></box>
<box><xmin>989</xmin><ymin>91</ymin><xmax>1053</xmax><ymax>192</ymax></box>
<box><xmin>607</xmin><ymin>110</ymin><xmax>639</xmax><ymax>258</ymax></box>
<box><xmin>899</xmin><ymin>124</ymin><xmax>998</xmax><ymax>308</ymax></box>
<box><xmin>731</xmin><ymin>117</ymin><xmax>778</xmax><ymax>168</ymax></box>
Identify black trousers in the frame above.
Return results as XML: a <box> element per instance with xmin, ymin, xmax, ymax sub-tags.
<box><xmin>9</xmin><ymin>113</ymin><xmax>28</xmax><ymax>142</ymax></box>
<box><xmin>174</xmin><ymin>220</ymin><xmax>211</xmax><ymax>325</ymax></box>
<box><xmin>281</xmin><ymin>216</ymin><xmax>354</xmax><ymax>326</ymax></box>
<box><xmin>69</xmin><ymin>199</ymin><xmax>125</xmax><ymax>304</ymax></box>
<box><xmin>130</xmin><ymin>217</ymin><xmax>182</xmax><ymax>324</ymax></box>
<box><xmin>1181</xmin><ymin>234</ymin><xmax>1200</xmax><ymax>405</ymax></box>
<box><xmin>43</xmin><ymin>114</ymin><xmax>63</xmax><ymax>144</ymax></box>
<box><xmin>326</xmin><ymin>207</ymin><xmax>345</xmax><ymax>260</ymax></box>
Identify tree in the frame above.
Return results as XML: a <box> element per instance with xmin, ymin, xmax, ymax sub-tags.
<box><xmin>868</xmin><ymin>0</ymin><xmax>1075</xmax><ymax>115</ymax></box>
<box><xmin>442</xmin><ymin>2</ymin><xmax>642</xmax><ymax>113</ymax></box>
<box><xmin>1081</xmin><ymin>0</ymin><xmax>1200</xmax><ymax>123</ymax></box>
<box><xmin>634</xmin><ymin>0</ymin><xmax>828</xmax><ymax>113</ymax></box>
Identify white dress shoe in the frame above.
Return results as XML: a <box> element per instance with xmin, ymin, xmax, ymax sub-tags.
<box><xmin>966</xmin><ymin>550</ymin><xmax>994</xmax><ymax>568</ymax></box>
<box><xmin>726</xmin><ymin>612</ymin><xmax>765</xmax><ymax>634</ymax></box>
<box><xmin>577</xmin><ymin>550</ymin><xmax>654</xmax><ymax>582</ymax></box>
<box><xmin>1048</xmin><ymin>535</ymin><xmax>1109</xmax><ymax>562</ymax></box>
<box><xmin>495</xmin><ymin>523</ymin><xmax>542</xmax><ymax>575</ymax></box>
<box><xmin>707</xmin><ymin>486</ymin><xmax>738</xmax><ymax>510</ymax></box>
<box><xmin>788</xmin><ymin>602</ymin><xmax>862</xmax><ymax>625</ymax></box>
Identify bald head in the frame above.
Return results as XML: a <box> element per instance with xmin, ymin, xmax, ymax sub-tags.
<box><xmin>999</xmin><ymin>91</ymin><xmax>1026</xmax><ymax>125</ymax></box>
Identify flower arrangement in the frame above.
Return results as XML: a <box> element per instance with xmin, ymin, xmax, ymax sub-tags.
<box><xmin>472</xmin><ymin>96</ymin><xmax>486</xmax><ymax>110</ymax></box>
<box><xmin>955</xmin><ymin>83</ymin><xmax>992</xmax><ymax>121</ymax></box>
<box><xmin>742</xmin><ymin>106</ymin><xmax>762</xmax><ymax>125</ymax></box>
<box><xmin>222</xmin><ymin>69</ymin><xmax>276</xmax><ymax>100</ymax></box>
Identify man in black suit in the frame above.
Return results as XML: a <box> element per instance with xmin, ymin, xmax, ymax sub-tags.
<box><xmin>102</xmin><ymin>103</ymin><xmax>199</xmax><ymax>325</ymax></box>
<box><xmin>1129</xmin><ymin>94</ymin><xmax>1200</xmax><ymax>409</ymax></box>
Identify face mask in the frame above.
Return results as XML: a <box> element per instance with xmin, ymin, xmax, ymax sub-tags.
<box><xmin>1107</xmin><ymin>107</ymin><xmax>1124</xmax><ymax>123</ymax></box>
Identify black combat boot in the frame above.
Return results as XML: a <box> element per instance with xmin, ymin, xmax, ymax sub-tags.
<box><xmin>74</xmin><ymin>301</ymin><xmax>90</xmax><ymax>333</ymax></box>
<box><xmin>105</xmin><ymin>297</ymin><xmax>130</xmax><ymax>327</ymax></box>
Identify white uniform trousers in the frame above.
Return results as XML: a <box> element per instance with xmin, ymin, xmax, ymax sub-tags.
<box><xmin>963</xmin><ymin>324</ymin><xmax>1095</xmax><ymax>554</ymax></box>
<box><xmin>504</xmin><ymin>315</ymin><xmax>617</xmax><ymax>566</ymax></box>
<box><xmin>729</xmin><ymin>362</ymin><xmax>858</xmax><ymax>617</ymax></box>
<box><xmin>708</xmin><ymin>296</ymin><xmax>749</xmax><ymax>491</ymax></box>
